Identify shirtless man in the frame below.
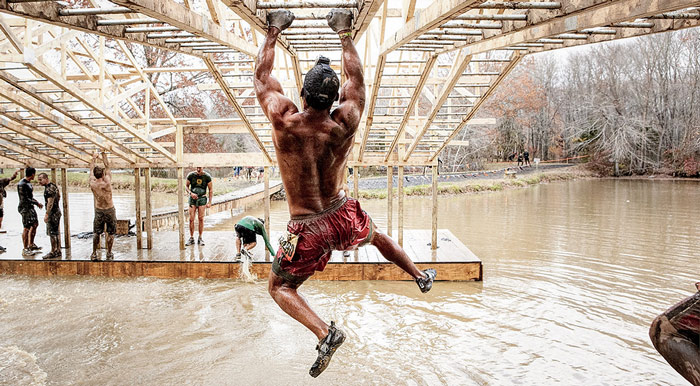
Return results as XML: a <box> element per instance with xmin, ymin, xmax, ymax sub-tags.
<box><xmin>255</xmin><ymin>9</ymin><xmax>436</xmax><ymax>377</ymax></box>
<box><xmin>650</xmin><ymin>282</ymin><xmax>700</xmax><ymax>385</ymax></box>
<box><xmin>89</xmin><ymin>151</ymin><xmax>116</xmax><ymax>261</ymax></box>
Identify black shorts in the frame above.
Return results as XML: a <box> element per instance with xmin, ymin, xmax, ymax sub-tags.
<box><xmin>94</xmin><ymin>207</ymin><xmax>117</xmax><ymax>235</ymax></box>
<box><xmin>47</xmin><ymin>212</ymin><xmax>61</xmax><ymax>236</ymax></box>
<box><xmin>235</xmin><ymin>224</ymin><xmax>257</xmax><ymax>245</ymax></box>
<box><xmin>20</xmin><ymin>208</ymin><xmax>38</xmax><ymax>229</ymax></box>
<box><xmin>0</xmin><ymin>207</ymin><xmax>4</xmax><ymax>218</ymax></box>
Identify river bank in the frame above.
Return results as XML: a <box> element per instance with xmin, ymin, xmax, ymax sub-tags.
<box><xmin>356</xmin><ymin>166</ymin><xmax>595</xmax><ymax>199</ymax></box>
<box><xmin>0</xmin><ymin>171</ymin><xmax>256</xmax><ymax>196</ymax></box>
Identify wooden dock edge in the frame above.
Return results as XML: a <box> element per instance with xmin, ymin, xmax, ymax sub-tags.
<box><xmin>0</xmin><ymin>260</ymin><xmax>482</xmax><ymax>281</ymax></box>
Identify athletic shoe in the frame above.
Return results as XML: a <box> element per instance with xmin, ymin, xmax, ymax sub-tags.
<box><xmin>185</xmin><ymin>237</ymin><xmax>195</xmax><ymax>246</ymax></box>
<box><xmin>309</xmin><ymin>321</ymin><xmax>346</xmax><ymax>378</ymax></box>
<box><xmin>42</xmin><ymin>251</ymin><xmax>59</xmax><ymax>260</ymax></box>
<box><xmin>197</xmin><ymin>237</ymin><xmax>205</xmax><ymax>246</ymax></box>
<box><xmin>90</xmin><ymin>252</ymin><xmax>99</xmax><ymax>261</ymax></box>
<box><xmin>416</xmin><ymin>268</ymin><xmax>437</xmax><ymax>293</ymax></box>
<box><xmin>241</xmin><ymin>249</ymin><xmax>252</xmax><ymax>260</ymax></box>
<box><xmin>0</xmin><ymin>245</ymin><xmax>6</xmax><ymax>253</ymax></box>
<box><xmin>106</xmin><ymin>253</ymin><xmax>114</xmax><ymax>260</ymax></box>
<box><xmin>22</xmin><ymin>248</ymin><xmax>34</xmax><ymax>257</ymax></box>
<box><xmin>29</xmin><ymin>244</ymin><xmax>42</xmax><ymax>251</ymax></box>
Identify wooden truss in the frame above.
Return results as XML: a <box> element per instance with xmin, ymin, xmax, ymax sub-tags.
<box><xmin>0</xmin><ymin>0</ymin><xmax>697</xmax><ymax>169</ymax></box>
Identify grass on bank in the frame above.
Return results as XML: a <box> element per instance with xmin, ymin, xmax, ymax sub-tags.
<box><xmin>0</xmin><ymin>171</ymin><xmax>254</xmax><ymax>195</ymax></box>
<box><xmin>354</xmin><ymin>168</ymin><xmax>592</xmax><ymax>199</ymax></box>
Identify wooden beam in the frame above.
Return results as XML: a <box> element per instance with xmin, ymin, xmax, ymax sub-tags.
<box><xmin>177</xmin><ymin>167</ymin><xmax>185</xmax><ymax>250</ymax></box>
<box><xmin>60</xmin><ymin>168</ymin><xmax>71</xmax><ymax>249</ymax></box>
<box><xmin>145</xmin><ymin>168</ymin><xmax>153</xmax><ymax>249</ymax></box>
<box><xmin>134</xmin><ymin>168</ymin><xmax>142</xmax><ymax>249</ymax></box>
<box><xmin>353</xmin><ymin>0</ymin><xmax>384</xmax><ymax>42</ymax></box>
<box><xmin>380</xmin><ymin>0</ymin><xmax>483</xmax><ymax>54</ymax></box>
<box><xmin>383</xmin><ymin>54</ymin><xmax>437</xmax><ymax>161</ymax></box>
<box><xmin>429</xmin><ymin>54</ymin><xmax>522</xmax><ymax>161</ymax></box>
<box><xmin>387</xmin><ymin>166</ymin><xmax>392</xmax><ymax>237</ymax></box>
<box><xmin>397</xmin><ymin>165</ymin><xmax>404</xmax><ymax>247</ymax></box>
<box><xmin>264</xmin><ymin>166</ymin><xmax>270</xmax><ymax>261</ymax></box>
<box><xmin>431</xmin><ymin>164</ymin><xmax>437</xmax><ymax>250</ymax></box>
<box><xmin>402</xmin><ymin>0</ymin><xmax>417</xmax><ymax>22</ymax></box>
<box><xmin>203</xmin><ymin>56</ymin><xmax>272</xmax><ymax>163</ymax></box>
<box><xmin>404</xmin><ymin>49</ymin><xmax>472</xmax><ymax>161</ymax></box>
<box><xmin>358</xmin><ymin>53</ymin><xmax>386</xmax><ymax>161</ymax></box>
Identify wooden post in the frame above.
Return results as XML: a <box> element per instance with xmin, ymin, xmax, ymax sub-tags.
<box><xmin>50</xmin><ymin>168</ymin><xmax>57</xmax><ymax>183</ymax></box>
<box><xmin>145</xmin><ymin>168</ymin><xmax>153</xmax><ymax>249</ymax></box>
<box><xmin>19</xmin><ymin>168</ymin><xmax>24</xmax><ymax>179</ymax></box>
<box><xmin>60</xmin><ymin>168</ymin><xmax>70</xmax><ymax>249</ymax></box>
<box><xmin>134</xmin><ymin>168</ymin><xmax>142</xmax><ymax>249</ymax></box>
<box><xmin>431</xmin><ymin>164</ymin><xmax>438</xmax><ymax>250</ymax></box>
<box><xmin>353</xmin><ymin>167</ymin><xmax>359</xmax><ymax>199</ymax></box>
<box><xmin>387</xmin><ymin>166</ymin><xmax>393</xmax><ymax>237</ymax></box>
<box><xmin>398</xmin><ymin>166</ymin><xmax>404</xmax><ymax>247</ymax></box>
<box><xmin>177</xmin><ymin>167</ymin><xmax>185</xmax><ymax>250</ymax></box>
<box><xmin>264</xmin><ymin>166</ymin><xmax>270</xmax><ymax>261</ymax></box>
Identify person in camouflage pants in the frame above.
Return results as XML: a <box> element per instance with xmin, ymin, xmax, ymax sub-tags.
<box><xmin>38</xmin><ymin>173</ymin><xmax>61</xmax><ymax>259</ymax></box>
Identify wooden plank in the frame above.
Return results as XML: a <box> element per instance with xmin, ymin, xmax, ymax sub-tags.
<box><xmin>134</xmin><ymin>168</ymin><xmax>142</xmax><ymax>249</ymax></box>
<box><xmin>177</xmin><ymin>167</ymin><xmax>185</xmax><ymax>250</ymax></box>
<box><xmin>398</xmin><ymin>166</ymin><xmax>404</xmax><ymax>246</ymax></box>
<box><xmin>432</xmin><ymin>165</ymin><xmax>438</xmax><ymax>249</ymax></box>
<box><xmin>264</xmin><ymin>166</ymin><xmax>270</xmax><ymax>261</ymax></box>
<box><xmin>380</xmin><ymin>0</ymin><xmax>483</xmax><ymax>54</ymax></box>
<box><xmin>145</xmin><ymin>168</ymin><xmax>153</xmax><ymax>249</ymax></box>
<box><xmin>61</xmin><ymin>168</ymin><xmax>71</xmax><ymax>249</ymax></box>
<box><xmin>387</xmin><ymin>166</ymin><xmax>392</xmax><ymax>237</ymax></box>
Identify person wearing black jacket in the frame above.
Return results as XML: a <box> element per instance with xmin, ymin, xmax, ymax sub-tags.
<box><xmin>17</xmin><ymin>167</ymin><xmax>43</xmax><ymax>256</ymax></box>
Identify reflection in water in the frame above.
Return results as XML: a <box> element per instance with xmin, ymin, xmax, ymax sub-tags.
<box><xmin>0</xmin><ymin>180</ymin><xmax>698</xmax><ymax>385</ymax></box>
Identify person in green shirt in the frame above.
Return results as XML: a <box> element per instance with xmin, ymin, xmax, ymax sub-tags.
<box><xmin>185</xmin><ymin>167</ymin><xmax>212</xmax><ymax>246</ymax></box>
<box><xmin>235</xmin><ymin>216</ymin><xmax>274</xmax><ymax>260</ymax></box>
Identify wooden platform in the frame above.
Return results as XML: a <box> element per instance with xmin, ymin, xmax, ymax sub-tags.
<box><xmin>0</xmin><ymin>230</ymin><xmax>482</xmax><ymax>281</ymax></box>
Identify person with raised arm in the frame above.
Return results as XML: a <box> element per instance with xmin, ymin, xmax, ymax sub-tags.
<box><xmin>89</xmin><ymin>151</ymin><xmax>116</xmax><ymax>261</ymax></box>
<box><xmin>255</xmin><ymin>9</ymin><xmax>436</xmax><ymax>377</ymax></box>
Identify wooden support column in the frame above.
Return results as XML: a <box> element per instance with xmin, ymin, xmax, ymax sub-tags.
<box><xmin>431</xmin><ymin>165</ymin><xmax>438</xmax><ymax>250</ymax></box>
<box><xmin>50</xmin><ymin>168</ymin><xmax>57</xmax><ymax>183</ymax></box>
<box><xmin>353</xmin><ymin>167</ymin><xmax>359</xmax><ymax>199</ymax></box>
<box><xmin>134</xmin><ymin>168</ymin><xmax>142</xmax><ymax>249</ymax></box>
<box><xmin>144</xmin><ymin>168</ymin><xmax>153</xmax><ymax>249</ymax></box>
<box><xmin>264</xmin><ymin>166</ymin><xmax>270</xmax><ymax>261</ymax></box>
<box><xmin>60</xmin><ymin>168</ymin><xmax>70</xmax><ymax>249</ymax></box>
<box><xmin>177</xmin><ymin>167</ymin><xmax>185</xmax><ymax>250</ymax></box>
<box><xmin>387</xmin><ymin>166</ymin><xmax>393</xmax><ymax>237</ymax></box>
<box><xmin>398</xmin><ymin>166</ymin><xmax>404</xmax><ymax>247</ymax></box>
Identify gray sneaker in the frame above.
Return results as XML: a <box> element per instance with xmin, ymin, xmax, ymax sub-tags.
<box><xmin>197</xmin><ymin>237</ymin><xmax>205</xmax><ymax>246</ymax></box>
<box><xmin>185</xmin><ymin>237</ymin><xmax>195</xmax><ymax>246</ymax></box>
<box><xmin>309</xmin><ymin>321</ymin><xmax>346</xmax><ymax>378</ymax></box>
<box><xmin>416</xmin><ymin>269</ymin><xmax>437</xmax><ymax>293</ymax></box>
<box><xmin>22</xmin><ymin>248</ymin><xmax>34</xmax><ymax>257</ymax></box>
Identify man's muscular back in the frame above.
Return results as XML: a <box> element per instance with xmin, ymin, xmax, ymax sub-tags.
<box><xmin>90</xmin><ymin>178</ymin><xmax>114</xmax><ymax>210</ymax></box>
<box><xmin>272</xmin><ymin>109</ymin><xmax>356</xmax><ymax>216</ymax></box>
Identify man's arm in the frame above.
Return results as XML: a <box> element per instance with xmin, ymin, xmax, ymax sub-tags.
<box><xmin>101</xmin><ymin>151</ymin><xmax>111</xmax><ymax>183</ymax></box>
<box><xmin>254</xmin><ymin>11</ymin><xmax>298</xmax><ymax>128</ymax></box>
<box><xmin>328</xmin><ymin>9</ymin><xmax>365</xmax><ymax>134</ymax></box>
<box><xmin>90</xmin><ymin>151</ymin><xmax>98</xmax><ymax>181</ymax></box>
<box><xmin>207</xmin><ymin>181</ymin><xmax>213</xmax><ymax>208</ymax></box>
<box><xmin>185</xmin><ymin>178</ymin><xmax>196</xmax><ymax>200</ymax></box>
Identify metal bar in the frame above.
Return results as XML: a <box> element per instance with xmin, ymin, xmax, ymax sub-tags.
<box><xmin>439</xmin><ymin>22</ymin><xmax>503</xmax><ymax>29</ymax></box>
<box><xmin>97</xmin><ymin>18</ymin><xmax>160</xmax><ymax>26</ymax></box>
<box><xmin>59</xmin><ymin>7</ymin><xmax>135</xmax><ymax>15</ymax></box>
<box><xmin>611</xmin><ymin>22</ymin><xmax>655</xmax><ymax>28</ymax></box>
<box><xmin>476</xmin><ymin>1</ymin><xmax>561</xmax><ymax>9</ymax></box>
<box><xmin>456</xmin><ymin>14</ymin><xmax>527</xmax><ymax>21</ymax></box>
<box><xmin>257</xmin><ymin>1</ymin><xmax>358</xmax><ymax>9</ymax></box>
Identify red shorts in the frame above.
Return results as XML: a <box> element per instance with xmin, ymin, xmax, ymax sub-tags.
<box><xmin>272</xmin><ymin>197</ymin><xmax>373</xmax><ymax>284</ymax></box>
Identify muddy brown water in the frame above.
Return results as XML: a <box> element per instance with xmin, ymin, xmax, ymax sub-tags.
<box><xmin>0</xmin><ymin>179</ymin><xmax>698</xmax><ymax>385</ymax></box>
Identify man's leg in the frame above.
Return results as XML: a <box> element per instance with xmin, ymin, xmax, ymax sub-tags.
<box><xmin>267</xmin><ymin>270</ymin><xmax>328</xmax><ymax>340</ymax></box>
<box><xmin>236</xmin><ymin>237</ymin><xmax>242</xmax><ymax>253</ymax></box>
<box><xmin>650</xmin><ymin>315</ymin><xmax>700</xmax><ymax>385</ymax></box>
<box><xmin>29</xmin><ymin>223</ymin><xmax>37</xmax><ymax>246</ymax></box>
<box><xmin>22</xmin><ymin>227</ymin><xmax>29</xmax><ymax>249</ymax></box>
<box><xmin>197</xmin><ymin>206</ymin><xmax>205</xmax><ymax>238</ymax></box>
<box><xmin>188</xmin><ymin>206</ymin><xmax>196</xmax><ymax>238</ymax></box>
<box><xmin>106</xmin><ymin>233</ymin><xmax>114</xmax><ymax>256</ymax></box>
<box><xmin>371</xmin><ymin>230</ymin><xmax>424</xmax><ymax>279</ymax></box>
